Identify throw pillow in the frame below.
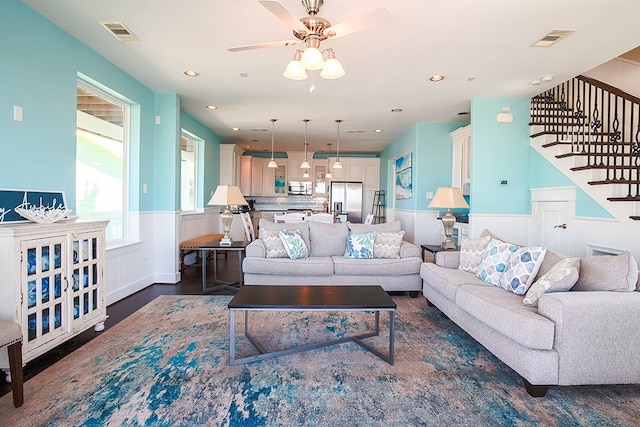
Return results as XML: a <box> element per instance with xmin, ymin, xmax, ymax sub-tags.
<box><xmin>279</xmin><ymin>229</ymin><xmax>309</xmax><ymax>260</ymax></box>
<box><xmin>373</xmin><ymin>231</ymin><xmax>405</xmax><ymax>259</ymax></box>
<box><xmin>458</xmin><ymin>235</ymin><xmax>491</xmax><ymax>274</ymax></box>
<box><xmin>344</xmin><ymin>231</ymin><xmax>377</xmax><ymax>259</ymax></box>
<box><xmin>572</xmin><ymin>251</ymin><xmax>638</xmax><ymax>292</ymax></box>
<box><xmin>308</xmin><ymin>221</ymin><xmax>349</xmax><ymax>257</ymax></box>
<box><xmin>476</xmin><ymin>239</ymin><xmax>520</xmax><ymax>286</ymax></box>
<box><xmin>522</xmin><ymin>257</ymin><xmax>580</xmax><ymax>307</ymax></box>
<box><xmin>259</xmin><ymin>219</ymin><xmax>311</xmax><ymax>250</ymax></box>
<box><xmin>497</xmin><ymin>246</ymin><xmax>547</xmax><ymax>295</ymax></box>
<box><xmin>261</xmin><ymin>229</ymin><xmax>287</xmax><ymax>258</ymax></box>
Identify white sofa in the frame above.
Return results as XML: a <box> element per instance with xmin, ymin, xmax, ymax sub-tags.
<box><xmin>420</xmin><ymin>233</ymin><xmax>640</xmax><ymax>396</ymax></box>
<box><xmin>243</xmin><ymin>219</ymin><xmax>423</xmax><ymax>295</ymax></box>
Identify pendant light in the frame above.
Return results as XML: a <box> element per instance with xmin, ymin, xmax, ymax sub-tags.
<box><xmin>333</xmin><ymin>119</ymin><xmax>343</xmax><ymax>169</ymax></box>
<box><xmin>325</xmin><ymin>143</ymin><xmax>333</xmax><ymax>178</ymax></box>
<box><xmin>301</xmin><ymin>119</ymin><xmax>311</xmax><ymax>169</ymax></box>
<box><xmin>267</xmin><ymin>118</ymin><xmax>278</xmax><ymax>168</ymax></box>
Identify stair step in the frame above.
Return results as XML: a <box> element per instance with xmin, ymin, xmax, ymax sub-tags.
<box><xmin>607</xmin><ymin>196</ymin><xmax>640</xmax><ymax>202</ymax></box>
<box><xmin>588</xmin><ymin>179</ymin><xmax>640</xmax><ymax>185</ymax></box>
<box><xmin>557</xmin><ymin>152</ymin><xmax>638</xmax><ymax>159</ymax></box>
<box><xmin>630</xmin><ymin>216</ymin><xmax>640</xmax><ymax>220</ymax></box>
<box><xmin>571</xmin><ymin>165</ymin><xmax>639</xmax><ymax>171</ymax></box>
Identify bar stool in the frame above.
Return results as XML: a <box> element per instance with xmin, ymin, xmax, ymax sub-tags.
<box><xmin>0</xmin><ymin>321</ymin><xmax>23</xmax><ymax>407</ymax></box>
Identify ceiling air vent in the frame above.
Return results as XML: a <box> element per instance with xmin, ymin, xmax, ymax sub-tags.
<box><xmin>99</xmin><ymin>21</ymin><xmax>140</xmax><ymax>41</ymax></box>
<box><xmin>531</xmin><ymin>29</ymin><xmax>574</xmax><ymax>47</ymax></box>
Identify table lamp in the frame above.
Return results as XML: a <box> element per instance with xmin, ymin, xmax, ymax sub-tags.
<box><xmin>428</xmin><ymin>187</ymin><xmax>469</xmax><ymax>249</ymax></box>
<box><xmin>207</xmin><ymin>185</ymin><xmax>248</xmax><ymax>246</ymax></box>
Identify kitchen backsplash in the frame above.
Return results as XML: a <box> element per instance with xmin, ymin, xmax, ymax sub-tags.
<box><xmin>248</xmin><ymin>195</ymin><xmax>328</xmax><ymax>212</ymax></box>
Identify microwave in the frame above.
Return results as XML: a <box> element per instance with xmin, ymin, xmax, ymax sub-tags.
<box><xmin>288</xmin><ymin>181</ymin><xmax>312</xmax><ymax>195</ymax></box>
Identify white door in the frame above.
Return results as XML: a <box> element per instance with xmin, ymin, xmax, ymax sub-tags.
<box><xmin>531</xmin><ymin>200</ymin><xmax>574</xmax><ymax>255</ymax></box>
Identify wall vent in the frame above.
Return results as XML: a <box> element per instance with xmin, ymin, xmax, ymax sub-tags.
<box><xmin>531</xmin><ymin>29</ymin><xmax>574</xmax><ymax>48</ymax></box>
<box><xmin>99</xmin><ymin>21</ymin><xmax>140</xmax><ymax>41</ymax></box>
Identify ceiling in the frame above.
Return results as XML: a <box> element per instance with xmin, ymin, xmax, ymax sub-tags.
<box><xmin>23</xmin><ymin>0</ymin><xmax>640</xmax><ymax>155</ymax></box>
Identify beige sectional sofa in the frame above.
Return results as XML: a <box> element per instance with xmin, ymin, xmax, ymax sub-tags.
<box><xmin>420</xmin><ymin>231</ymin><xmax>640</xmax><ymax>396</ymax></box>
<box><xmin>243</xmin><ymin>219</ymin><xmax>423</xmax><ymax>295</ymax></box>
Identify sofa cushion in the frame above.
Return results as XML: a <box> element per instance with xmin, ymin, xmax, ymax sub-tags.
<box><xmin>534</xmin><ymin>249</ymin><xmax>566</xmax><ymax>280</ymax></box>
<box><xmin>522</xmin><ymin>257</ymin><xmax>580</xmax><ymax>307</ymax></box>
<box><xmin>242</xmin><ymin>256</ymin><xmax>334</xmax><ymax>276</ymax></box>
<box><xmin>458</xmin><ymin>235</ymin><xmax>491</xmax><ymax>274</ymax></box>
<box><xmin>572</xmin><ymin>251</ymin><xmax>638</xmax><ymax>292</ymax></box>
<box><xmin>279</xmin><ymin>229</ymin><xmax>309</xmax><ymax>260</ymax></box>
<box><xmin>456</xmin><ymin>284</ymin><xmax>555</xmax><ymax>350</ymax></box>
<box><xmin>497</xmin><ymin>246</ymin><xmax>547</xmax><ymax>295</ymax></box>
<box><xmin>374</xmin><ymin>231</ymin><xmax>405</xmax><ymax>259</ymax></box>
<box><xmin>260</xmin><ymin>219</ymin><xmax>311</xmax><ymax>250</ymax></box>
<box><xmin>334</xmin><ymin>256</ymin><xmax>421</xmax><ymax>276</ymax></box>
<box><xmin>308</xmin><ymin>221</ymin><xmax>348</xmax><ymax>257</ymax></box>
<box><xmin>344</xmin><ymin>232</ymin><xmax>376</xmax><ymax>259</ymax></box>
<box><xmin>476</xmin><ymin>239</ymin><xmax>520</xmax><ymax>285</ymax></box>
<box><xmin>420</xmin><ymin>262</ymin><xmax>491</xmax><ymax>302</ymax></box>
<box><xmin>348</xmin><ymin>220</ymin><xmax>401</xmax><ymax>234</ymax></box>
<box><xmin>261</xmin><ymin>230</ymin><xmax>288</xmax><ymax>258</ymax></box>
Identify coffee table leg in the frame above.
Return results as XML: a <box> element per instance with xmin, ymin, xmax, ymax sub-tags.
<box><xmin>389</xmin><ymin>310</ymin><xmax>395</xmax><ymax>365</ymax></box>
<box><xmin>229</xmin><ymin>309</ymin><xmax>237</xmax><ymax>364</ymax></box>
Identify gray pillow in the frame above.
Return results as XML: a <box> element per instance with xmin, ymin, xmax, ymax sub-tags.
<box><xmin>308</xmin><ymin>221</ymin><xmax>348</xmax><ymax>256</ymax></box>
<box><xmin>572</xmin><ymin>251</ymin><xmax>638</xmax><ymax>292</ymax></box>
<box><xmin>458</xmin><ymin>235</ymin><xmax>490</xmax><ymax>274</ymax></box>
<box><xmin>348</xmin><ymin>220</ymin><xmax>401</xmax><ymax>234</ymax></box>
<box><xmin>261</xmin><ymin>229</ymin><xmax>287</xmax><ymax>258</ymax></box>
<box><xmin>522</xmin><ymin>257</ymin><xmax>580</xmax><ymax>307</ymax></box>
<box><xmin>373</xmin><ymin>231</ymin><xmax>405</xmax><ymax>259</ymax></box>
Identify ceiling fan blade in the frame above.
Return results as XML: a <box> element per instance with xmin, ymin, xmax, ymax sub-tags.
<box><xmin>259</xmin><ymin>0</ymin><xmax>307</xmax><ymax>34</ymax></box>
<box><xmin>227</xmin><ymin>39</ymin><xmax>301</xmax><ymax>52</ymax></box>
<box><xmin>324</xmin><ymin>7</ymin><xmax>392</xmax><ymax>39</ymax></box>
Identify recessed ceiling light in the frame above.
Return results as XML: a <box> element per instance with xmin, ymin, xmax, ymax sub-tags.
<box><xmin>184</xmin><ymin>70</ymin><xmax>199</xmax><ymax>77</ymax></box>
<box><xmin>232</xmin><ymin>127</ymin><xmax>240</xmax><ymax>131</ymax></box>
<box><xmin>391</xmin><ymin>108</ymin><xmax>403</xmax><ymax>113</ymax></box>
<box><xmin>374</xmin><ymin>129</ymin><xmax>383</xmax><ymax>133</ymax></box>
<box><xmin>429</xmin><ymin>75</ymin><xmax>444</xmax><ymax>82</ymax></box>
<box><xmin>206</xmin><ymin>105</ymin><xmax>218</xmax><ymax>110</ymax></box>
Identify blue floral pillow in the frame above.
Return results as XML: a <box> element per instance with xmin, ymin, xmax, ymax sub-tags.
<box><xmin>344</xmin><ymin>232</ymin><xmax>377</xmax><ymax>259</ymax></box>
<box><xmin>279</xmin><ymin>229</ymin><xmax>309</xmax><ymax>260</ymax></box>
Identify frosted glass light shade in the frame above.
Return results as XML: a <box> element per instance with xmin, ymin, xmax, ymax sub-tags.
<box><xmin>283</xmin><ymin>59</ymin><xmax>308</xmax><ymax>80</ymax></box>
<box><xmin>300</xmin><ymin>47</ymin><xmax>325</xmax><ymax>70</ymax></box>
<box><xmin>320</xmin><ymin>57</ymin><xmax>345</xmax><ymax>79</ymax></box>
<box><xmin>332</xmin><ymin>159</ymin><xmax>343</xmax><ymax>169</ymax></box>
<box><xmin>267</xmin><ymin>159</ymin><xmax>278</xmax><ymax>168</ymax></box>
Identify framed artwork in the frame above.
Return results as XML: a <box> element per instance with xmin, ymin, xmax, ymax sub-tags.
<box><xmin>395</xmin><ymin>153</ymin><xmax>412</xmax><ymax>200</ymax></box>
<box><xmin>0</xmin><ymin>188</ymin><xmax>68</xmax><ymax>222</ymax></box>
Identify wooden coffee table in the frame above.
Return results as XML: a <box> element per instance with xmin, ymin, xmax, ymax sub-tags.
<box><xmin>228</xmin><ymin>285</ymin><xmax>396</xmax><ymax>365</ymax></box>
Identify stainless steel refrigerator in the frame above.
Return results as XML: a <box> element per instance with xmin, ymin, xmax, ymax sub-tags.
<box><xmin>330</xmin><ymin>181</ymin><xmax>364</xmax><ymax>223</ymax></box>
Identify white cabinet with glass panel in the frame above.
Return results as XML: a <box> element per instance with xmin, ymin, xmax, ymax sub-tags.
<box><xmin>0</xmin><ymin>220</ymin><xmax>108</xmax><ymax>379</ymax></box>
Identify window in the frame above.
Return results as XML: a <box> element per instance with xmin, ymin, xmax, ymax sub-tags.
<box><xmin>76</xmin><ymin>80</ymin><xmax>129</xmax><ymax>242</ymax></box>
<box><xmin>180</xmin><ymin>131</ymin><xmax>200</xmax><ymax>212</ymax></box>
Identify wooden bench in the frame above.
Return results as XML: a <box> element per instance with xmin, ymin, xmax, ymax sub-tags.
<box><xmin>179</xmin><ymin>234</ymin><xmax>225</xmax><ymax>272</ymax></box>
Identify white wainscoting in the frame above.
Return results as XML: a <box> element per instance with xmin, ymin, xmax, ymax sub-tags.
<box><xmin>573</xmin><ymin>216</ymin><xmax>640</xmax><ymax>259</ymax></box>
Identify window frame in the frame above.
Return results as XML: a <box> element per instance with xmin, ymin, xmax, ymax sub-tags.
<box><xmin>180</xmin><ymin>129</ymin><xmax>203</xmax><ymax>215</ymax></box>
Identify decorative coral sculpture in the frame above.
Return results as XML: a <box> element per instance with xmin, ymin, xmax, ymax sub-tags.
<box><xmin>15</xmin><ymin>194</ymin><xmax>71</xmax><ymax>224</ymax></box>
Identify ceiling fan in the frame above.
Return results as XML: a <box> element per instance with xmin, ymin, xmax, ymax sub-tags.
<box><xmin>227</xmin><ymin>0</ymin><xmax>392</xmax><ymax>53</ymax></box>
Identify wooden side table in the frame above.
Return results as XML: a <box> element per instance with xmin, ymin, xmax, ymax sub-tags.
<box><xmin>420</xmin><ymin>244</ymin><xmax>460</xmax><ymax>263</ymax></box>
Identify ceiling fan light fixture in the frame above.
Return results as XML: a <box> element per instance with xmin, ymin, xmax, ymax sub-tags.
<box><xmin>301</xmin><ymin>46</ymin><xmax>325</xmax><ymax>70</ymax></box>
<box><xmin>283</xmin><ymin>50</ymin><xmax>308</xmax><ymax>80</ymax></box>
<box><xmin>320</xmin><ymin>49</ymin><xmax>345</xmax><ymax>79</ymax></box>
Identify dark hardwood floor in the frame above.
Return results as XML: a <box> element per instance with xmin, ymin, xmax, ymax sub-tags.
<box><xmin>0</xmin><ymin>252</ymin><xmax>241</xmax><ymax>398</ymax></box>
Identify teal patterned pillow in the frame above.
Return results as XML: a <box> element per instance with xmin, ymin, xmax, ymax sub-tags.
<box><xmin>498</xmin><ymin>246</ymin><xmax>547</xmax><ymax>294</ymax></box>
<box><xmin>476</xmin><ymin>239</ymin><xmax>520</xmax><ymax>285</ymax></box>
<box><xmin>344</xmin><ymin>232</ymin><xmax>377</xmax><ymax>259</ymax></box>
<box><xmin>279</xmin><ymin>229</ymin><xmax>309</xmax><ymax>260</ymax></box>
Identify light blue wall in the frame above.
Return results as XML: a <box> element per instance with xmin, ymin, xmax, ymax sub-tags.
<box><xmin>380</xmin><ymin>123</ymin><xmax>460</xmax><ymax>211</ymax></box>
<box><xmin>471</xmin><ymin>98</ymin><xmax>532</xmax><ymax>215</ymax></box>
<box><xmin>0</xmin><ymin>0</ymin><xmax>222</xmax><ymax>214</ymax></box>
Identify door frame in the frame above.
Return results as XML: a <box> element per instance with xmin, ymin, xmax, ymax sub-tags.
<box><xmin>530</xmin><ymin>186</ymin><xmax>576</xmax><ymax>255</ymax></box>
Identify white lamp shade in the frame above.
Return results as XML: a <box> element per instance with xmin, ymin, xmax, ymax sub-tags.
<box><xmin>207</xmin><ymin>185</ymin><xmax>248</xmax><ymax>206</ymax></box>
<box><xmin>427</xmin><ymin>187</ymin><xmax>469</xmax><ymax>209</ymax></box>
<box><xmin>320</xmin><ymin>57</ymin><xmax>345</xmax><ymax>79</ymax></box>
<box><xmin>267</xmin><ymin>159</ymin><xmax>278</xmax><ymax>168</ymax></box>
<box><xmin>283</xmin><ymin>59</ymin><xmax>308</xmax><ymax>80</ymax></box>
<box><xmin>300</xmin><ymin>160</ymin><xmax>311</xmax><ymax>169</ymax></box>
<box><xmin>300</xmin><ymin>47</ymin><xmax>325</xmax><ymax>70</ymax></box>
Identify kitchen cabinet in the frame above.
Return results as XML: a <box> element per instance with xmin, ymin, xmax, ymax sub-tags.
<box><xmin>287</xmin><ymin>153</ymin><xmax>305</xmax><ymax>181</ymax></box>
<box><xmin>0</xmin><ymin>220</ymin><xmax>108</xmax><ymax>377</ymax></box>
<box><xmin>451</xmin><ymin>125</ymin><xmax>471</xmax><ymax>195</ymax></box>
<box><xmin>249</xmin><ymin>158</ymin><xmax>279</xmax><ymax>196</ymax></box>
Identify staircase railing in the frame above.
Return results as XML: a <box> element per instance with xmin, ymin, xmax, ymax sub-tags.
<box><xmin>531</xmin><ymin>75</ymin><xmax>640</xmax><ymax>216</ymax></box>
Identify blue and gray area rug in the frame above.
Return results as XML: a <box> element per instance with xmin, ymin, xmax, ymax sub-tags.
<box><xmin>0</xmin><ymin>294</ymin><xmax>638</xmax><ymax>426</ymax></box>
